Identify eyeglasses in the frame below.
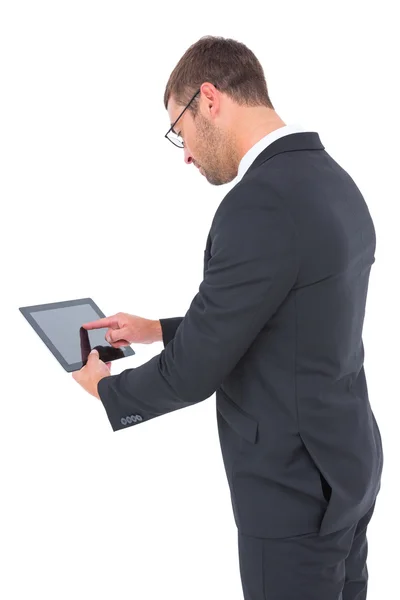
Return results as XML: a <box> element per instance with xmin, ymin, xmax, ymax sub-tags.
<box><xmin>165</xmin><ymin>89</ymin><xmax>200</xmax><ymax>148</ymax></box>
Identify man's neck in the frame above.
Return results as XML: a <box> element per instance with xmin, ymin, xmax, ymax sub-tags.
<box><xmin>234</xmin><ymin>108</ymin><xmax>287</xmax><ymax>162</ymax></box>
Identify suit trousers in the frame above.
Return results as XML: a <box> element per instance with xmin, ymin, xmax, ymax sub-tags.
<box><xmin>237</xmin><ymin>500</ymin><xmax>375</xmax><ymax>600</ymax></box>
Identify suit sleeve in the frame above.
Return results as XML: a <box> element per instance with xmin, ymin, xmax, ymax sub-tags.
<box><xmin>159</xmin><ymin>317</ymin><xmax>184</xmax><ymax>346</ymax></box>
<box><xmin>97</xmin><ymin>185</ymin><xmax>298</xmax><ymax>431</ymax></box>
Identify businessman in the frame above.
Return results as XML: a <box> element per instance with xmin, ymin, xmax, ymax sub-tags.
<box><xmin>73</xmin><ymin>36</ymin><xmax>383</xmax><ymax>600</ymax></box>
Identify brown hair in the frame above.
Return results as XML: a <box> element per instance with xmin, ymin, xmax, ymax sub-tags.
<box><xmin>164</xmin><ymin>36</ymin><xmax>274</xmax><ymax>114</ymax></box>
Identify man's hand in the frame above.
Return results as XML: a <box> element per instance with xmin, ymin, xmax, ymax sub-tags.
<box><xmin>72</xmin><ymin>349</ymin><xmax>112</xmax><ymax>399</ymax></box>
<box><xmin>82</xmin><ymin>313</ymin><xmax>162</xmax><ymax>346</ymax></box>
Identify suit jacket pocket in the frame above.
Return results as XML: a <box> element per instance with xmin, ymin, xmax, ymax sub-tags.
<box><xmin>319</xmin><ymin>471</ymin><xmax>332</xmax><ymax>503</ymax></box>
<box><xmin>216</xmin><ymin>388</ymin><xmax>259</xmax><ymax>444</ymax></box>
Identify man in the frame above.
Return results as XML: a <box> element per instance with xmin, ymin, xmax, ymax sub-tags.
<box><xmin>73</xmin><ymin>36</ymin><xmax>383</xmax><ymax>599</ymax></box>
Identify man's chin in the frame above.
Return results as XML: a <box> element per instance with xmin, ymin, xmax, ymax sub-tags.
<box><xmin>206</xmin><ymin>172</ymin><xmax>235</xmax><ymax>186</ymax></box>
<box><xmin>199</xmin><ymin>165</ymin><xmax>236</xmax><ymax>186</ymax></box>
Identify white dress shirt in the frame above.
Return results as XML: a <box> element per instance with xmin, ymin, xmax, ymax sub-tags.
<box><xmin>236</xmin><ymin>124</ymin><xmax>306</xmax><ymax>182</ymax></box>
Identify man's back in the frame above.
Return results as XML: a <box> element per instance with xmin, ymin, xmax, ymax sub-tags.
<box><xmin>213</xmin><ymin>132</ymin><xmax>383</xmax><ymax>538</ymax></box>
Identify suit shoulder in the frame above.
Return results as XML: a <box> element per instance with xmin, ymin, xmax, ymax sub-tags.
<box><xmin>213</xmin><ymin>176</ymin><xmax>281</xmax><ymax>224</ymax></box>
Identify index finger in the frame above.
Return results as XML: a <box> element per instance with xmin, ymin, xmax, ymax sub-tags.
<box><xmin>82</xmin><ymin>316</ymin><xmax>118</xmax><ymax>330</ymax></box>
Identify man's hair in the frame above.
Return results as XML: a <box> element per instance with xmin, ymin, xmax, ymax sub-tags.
<box><xmin>164</xmin><ymin>36</ymin><xmax>274</xmax><ymax>114</ymax></box>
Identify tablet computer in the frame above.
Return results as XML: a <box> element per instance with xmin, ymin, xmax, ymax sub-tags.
<box><xmin>19</xmin><ymin>297</ymin><xmax>135</xmax><ymax>372</ymax></box>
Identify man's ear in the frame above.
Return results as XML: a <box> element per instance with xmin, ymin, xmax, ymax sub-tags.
<box><xmin>199</xmin><ymin>82</ymin><xmax>220</xmax><ymax>119</ymax></box>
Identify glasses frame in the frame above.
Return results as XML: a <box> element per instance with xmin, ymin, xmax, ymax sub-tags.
<box><xmin>165</xmin><ymin>89</ymin><xmax>200</xmax><ymax>148</ymax></box>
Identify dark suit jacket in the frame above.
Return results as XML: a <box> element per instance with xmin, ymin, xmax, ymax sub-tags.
<box><xmin>98</xmin><ymin>132</ymin><xmax>383</xmax><ymax>538</ymax></box>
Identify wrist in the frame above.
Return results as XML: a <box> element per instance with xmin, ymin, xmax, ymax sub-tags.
<box><xmin>152</xmin><ymin>319</ymin><xmax>163</xmax><ymax>343</ymax></box>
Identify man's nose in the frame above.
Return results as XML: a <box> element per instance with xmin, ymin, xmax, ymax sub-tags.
<box><xmin>184</xmin><ymin>147</ymin><xmax>193</xmax><ymax>165</ymax></box>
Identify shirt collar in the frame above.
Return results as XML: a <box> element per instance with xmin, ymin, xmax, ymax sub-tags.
<box><xmin>236</xmin><ymin>123</ymin><xmax>305</xmax><ymax>182</ymax></box>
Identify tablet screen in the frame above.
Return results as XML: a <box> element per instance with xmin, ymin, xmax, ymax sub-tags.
<box><xmin>20</xmin><ymin>298</ymin><xmax>135</xmax><ymax>372</ymax></box>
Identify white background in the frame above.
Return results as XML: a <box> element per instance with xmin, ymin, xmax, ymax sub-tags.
<box><xmin>1</xmin><ymin>1</ymin><xmax>398</xmax><ymax>598</ymax></box>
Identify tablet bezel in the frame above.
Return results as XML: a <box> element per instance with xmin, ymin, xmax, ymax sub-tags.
<box><xmin>19</xmin><ymin>297</ymin><xmax>135</xmax><ymax>372</ymax></box>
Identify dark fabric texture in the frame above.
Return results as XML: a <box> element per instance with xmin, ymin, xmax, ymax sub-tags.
<box><xmin>238</xmin><ymin>500</ymin><xmax>375</xmax><ymax>600</ymax></box>
<box><xmin>159</xmin><ymin>317</ymin><xmax>183</xmax><ymax>347</ymax></box>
